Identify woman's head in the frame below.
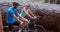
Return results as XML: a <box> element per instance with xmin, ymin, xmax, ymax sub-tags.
<box><xmin>25</xmin><ymin>4</ymin><xmax>30</xmax><ymax>9</ymax></box>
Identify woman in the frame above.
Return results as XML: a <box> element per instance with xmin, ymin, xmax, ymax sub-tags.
<box><xmin>19</xmin><ymin>5</ymin><xmax>36</xmax><ymax>32</ymax></box>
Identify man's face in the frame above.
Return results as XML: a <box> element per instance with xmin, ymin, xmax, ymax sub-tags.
<box><xmin>14</xmin><ymin>5</ymin><xmax>18</xmax><ymax>9</ymax></box>
<box><xmin>15</xmin><ymin>5</ymin><xmax>18</xmax><ymax>8</ymax></box>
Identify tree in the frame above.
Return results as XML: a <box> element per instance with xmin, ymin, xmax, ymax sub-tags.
<box><xmin>0</xmin><ymin>11</ymin><xmax>4</xmax><ymax>32</ymax></box>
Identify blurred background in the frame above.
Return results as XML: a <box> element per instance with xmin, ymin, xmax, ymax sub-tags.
<box><xmin>0</xmin><ymin>0</ymin><xmax>60</xmax><ymax>32</ymax></box>
<box><xmin>0</xmin><ymin>0</ymin><xmax>60</xmax><ymax>4</ymax></box>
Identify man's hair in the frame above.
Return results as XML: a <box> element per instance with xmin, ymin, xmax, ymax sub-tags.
<box><xmin>13</xmin><ymin>2</ymin><xmax>19</xmax><ymax>6</ymax></box>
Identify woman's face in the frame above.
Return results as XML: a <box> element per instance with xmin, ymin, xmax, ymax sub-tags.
<box><xmin>26</xmin><ymin>6</ymin><xmax>30</xmax><ymax>9</ymax></box>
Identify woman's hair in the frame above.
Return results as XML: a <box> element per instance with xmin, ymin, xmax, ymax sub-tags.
<box><xmin>26</xmin><ymin>4</ymin><xmax>30</xmax><ymax>7</ymax></box>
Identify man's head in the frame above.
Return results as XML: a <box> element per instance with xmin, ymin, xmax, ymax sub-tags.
<box><xmin>13</xmin><ymin>2</ymin><xmax>19</xmax><ymax>9</ymax></box>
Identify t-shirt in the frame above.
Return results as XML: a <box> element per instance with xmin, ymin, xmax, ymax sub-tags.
<box><xmin>7</xmin><ymin>7</ymin><xmax>18</xmax><ymax>24</ymax></box>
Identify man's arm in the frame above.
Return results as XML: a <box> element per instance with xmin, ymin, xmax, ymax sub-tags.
<box><xmin>13</xmin><ymin>14</ymin><xmax>21</xmax><ymax>22</ymax></box>
<box><xmin>13</xmin><ymin>14</ymin><xmax>24</xmax><ymax>25</ymax></box>
<box><xmin>17</xmin><ymin>13</ymin><xmax>24</xmax><ymax>19</ymax></box>
<box><xmin>9</xmin><ymin>10</ymin><xmax>23</xmax><ymax>24</ymax></box>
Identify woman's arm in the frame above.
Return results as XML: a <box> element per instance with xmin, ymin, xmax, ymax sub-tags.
<box><xmin>28</xmin><ymin>9</ymin><xmax>35</xmax><ymax>17</ymax></box>
<box><xmin>23</xmin><ymin>9</ymin><xmax>33</xmax><ymax>19</ymax></box>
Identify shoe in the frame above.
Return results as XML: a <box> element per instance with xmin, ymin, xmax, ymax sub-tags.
<box><xmin>18</xmin><ymin>30</ymin><xmax>21</xmax><ymax>32</ymax></box>
<box><xmin>22</xmin><ymin>30</ymin><xmax>28</xmax><ymax>32</ymax></box>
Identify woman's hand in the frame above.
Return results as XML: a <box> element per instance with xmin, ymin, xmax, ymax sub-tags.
<box><xmin>31</xmin><ymin>16</ymin><xmax>37</xmax><ymax>19</ymax></box>
<box><xmin>30</xmin><ymin>17</ymin><xmax>34</xmax><ymax>19</ymax></box>
<box><xmin>20</xmin><ymin>21</ymin><xmax>24</xmax><ymax>25</ymax></box>
<box><xmin>34</xmin><ymin>16</ymin><xmax>37</xmax><ymax>19</ymax></box>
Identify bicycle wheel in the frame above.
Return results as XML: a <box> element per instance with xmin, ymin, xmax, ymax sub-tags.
<box><xmin>34</xmin><ymin>25</ymin><xmax>46</xmax><ymax>32</ymax></box>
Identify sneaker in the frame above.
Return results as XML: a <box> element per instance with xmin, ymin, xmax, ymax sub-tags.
<box><xmin>18</xmin><ymin>30</ymin><xmax>21</xmax><ymax>32</ymax></box>
<box><xmin>23</xmin><ymin>30</ymin><xmax>28</xmax><ymax>32</ymax></box>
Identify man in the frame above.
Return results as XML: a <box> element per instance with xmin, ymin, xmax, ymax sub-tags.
<box><xmin>7</xmin><ymin>2</ymin><xmax>28</xmax><ymax>32</ymax></box>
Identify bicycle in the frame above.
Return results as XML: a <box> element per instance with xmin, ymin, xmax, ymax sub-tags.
<box><xmin>19</xmin><ymin>16</ymin><xmax>46</xmax><ymax>32</ymax></box>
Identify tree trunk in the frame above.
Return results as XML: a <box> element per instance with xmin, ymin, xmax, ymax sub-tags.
<box><xmin>50</xmin><ymin>0</ymin><xmax>57</xmax><ymax>4</ymax></box>
<box><xmin>0</xmin><ymin>11</ymin><xmax>4</xmax><ymax>32</ymax></box>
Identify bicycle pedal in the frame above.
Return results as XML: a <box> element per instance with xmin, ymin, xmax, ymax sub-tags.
<box><xmin>28</xmin><ymin>30</ymin><xmax>34</xmax><ymax>32</ymax></box>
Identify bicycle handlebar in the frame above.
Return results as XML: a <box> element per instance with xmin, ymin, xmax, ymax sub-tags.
<box><xmin>33</xmin><ymin>16</ymin><xmax>41</xmax><ymax>20</ymax></box>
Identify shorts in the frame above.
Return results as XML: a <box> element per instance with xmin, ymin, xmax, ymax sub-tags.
<box><xmin>7</xmin><ymin>22</ymin><xmax>19</xmax><ymax>31</ymax></box>
<box><xmin>7</xmin><ymin>23</ymin><xmax>14</xmax><ymax>31</ymax></box>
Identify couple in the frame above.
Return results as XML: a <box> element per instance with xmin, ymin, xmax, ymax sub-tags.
<box><xmin>7</xmin><ymin>2</ymin><xmax>36</xmax><ymax>32</ymax></box>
